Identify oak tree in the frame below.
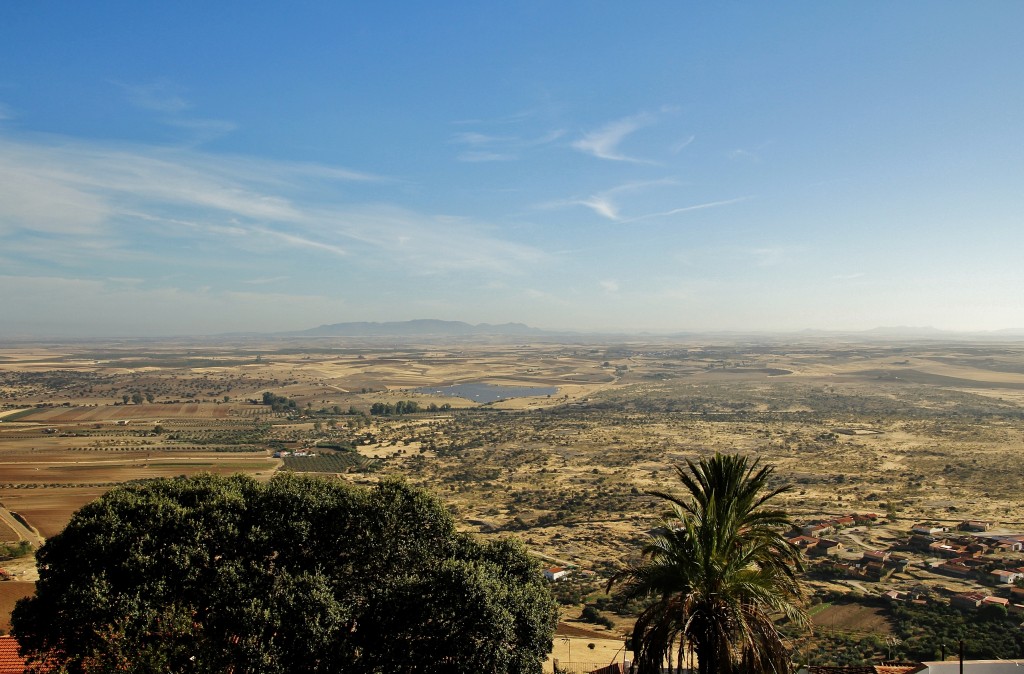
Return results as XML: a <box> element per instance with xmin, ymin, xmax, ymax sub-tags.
<box><xmin>14</xmin><ymin>473</ymin><xmax>557</xmax><ymax>674</ymax></box>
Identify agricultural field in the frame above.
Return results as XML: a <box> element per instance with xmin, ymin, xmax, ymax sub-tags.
<box><xmin>2</xmin><ymin>336</ymin><xmax>1024</xmax><ymax>659</ymax></box>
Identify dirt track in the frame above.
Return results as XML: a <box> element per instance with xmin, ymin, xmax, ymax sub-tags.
<box><xmin>0</xmin><ymin>507</ymin><xmax>43</xmax><ymax>548</ymax></box>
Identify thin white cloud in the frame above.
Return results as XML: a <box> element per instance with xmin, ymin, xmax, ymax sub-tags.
<box><xmin>579</xmin><ymin>197</ymin><xmax>619</xmax><ymax>220</ymax></box>
<box><xmin>451</xmin><ymin>110</ymin><xmax>538</xmax><ymax>126</ymax></box>
<box><xmin>0</xmin><ymin>163</ymin><xmax>112</xmax><ymax>235</ymax></box>
<box><xmin>531</xmin><ymin>129</ymin><xmax>567</xmax><ymax>145</ymax></box>
<box><xmin>0</xmin><ymin>131</ymin><xmax>547</xmax><ymax>277</ymax></box>
<box><xmin>243</xmin><ymin>275</ymin><xmax>291</xmax><ymax>285</ymax></box>
<box><xmin>671</xmin><ymin>135</ymin><xmax>695</xmax><ymax>153</ymax></box>
<box><xmin>573</xmin><ymin>113</ymin><xmax>655</xmax><ymax>162</ymax></box>
<box><xmin>0</xmin><ymin>102</ymin><xmax>13</xmax><ymax>122</ymax></box>
<box><xmin>451</xmin><ymin>131</ymin><xmax>511</xmax><ymax>145</ymax></box>
<box><xmin>450</xmin><ymin>124</ymin><xmax>565</xmax><ymax>162</ymax></box>
<box><xmin>625</xmin><ymin>196</ymin><xmax>752</xmax><ymax>223</ymax></box>
<box><xmin>729</xmin><ymin>149</ymin><xmax>759</xmax><ymax>162</ymax></box>
<box><xmin>750</xmin><ymin>247</ymin><xmax>789</xmax><ymax>267</ymax></box>
<box><xmin>305</xmin><ymin>206</ymin><xmax>547</xmax><ymax>274</ymax></box>
<box><xmin>164</xmin><ymin>117</ymin><xmax>239</xmax><ymax>144</ymax></box>
<box><xmin>600</xmin><ymin>279</ymin><xmax>620</xmax><ymax>293</ymax></box>
<box><xmin>256</xmin><ymin>228</ymin><xmax>350</xmax><ymax>257</ymax></box>
<box><xmin>116</xmin><ymin>80</ymin><xmax>191</xmax><ymax>114</ymax></box>
<box><xmin>522</xmin><ymin>287</ymin><xmax>572</xmax><ymax>306</ymax></box>
<box><xmin>457</xmin><ymin>151</ymin><xmax>515</xmax><ymax>163</ymax></box>
<box><xmin>832</xmin><ymin>272</ymin><xmax>866</xmax><ymax>281</ymax></box>
<box><xmin>543</xmin><ymin>179</ymin><xmax>681</xmax><ymax>222</ymax></box>
<box><xmin>728</xmin><ymin>141</ymin><xmax>772</xmax><ymax>163</ymax></box>
<box><xmin>0</xmin><ymin>134</ymin><xmax>384</xmax><ymax>235</ymax></box>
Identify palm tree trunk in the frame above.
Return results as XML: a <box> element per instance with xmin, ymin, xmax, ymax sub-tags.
<box><xmin>696</xmin><ymin>640</ymin><xmax>713</xmax><ymax>674</ymax></box>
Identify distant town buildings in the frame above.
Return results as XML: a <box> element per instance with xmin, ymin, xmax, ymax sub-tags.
<box><xmin>792</xmin><ymin>512</ymin><xmax>1024</xmax><ymax>616</ymax></box>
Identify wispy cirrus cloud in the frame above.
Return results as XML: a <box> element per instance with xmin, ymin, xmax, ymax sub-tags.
<box><xmin>0</xmin><ymin>159</ymin><xmax>113</xmax><ymax>234</ymax></box>
<box><xmin>452</xmin><ymin>131</ymin><xmax>512</xmax><ymax>145</ymax></box>
<box><xmin>624</xmin><ymin>196</ymin><xmax>752</xmax><ymax>223</ymax></box>
<box><xmin>116</xmin><ymin>79</ymin><xmax>192</xmax><ymax>114</ymax></box>
<box><xmin>579</xmin><ymin>196</ymin><xmax>620</xmax><ymax>220</ymax></box>
<box><xmin>164</xmin><ymin>117</ymin><xmax>239</xmax><ymax>145</ymax></box>
<box><xmin>451</xmin><ymin>110</ymin><xmax>540</xmax><ymax>126</ymax></box>
<box><xmin>114</xmin><ymin>79</ymin><xmax>237</xmax><ymax>145</ymax></box>
<box><xmin>749</xmin><ymin>246</ymin><xmax>790</xmax><ymax>267</ymax></box>
<box><xmin>457</xmin><ymin>150</ymin><xmax>516</xmax><ymax>163</ymax></box>
<box><xmin>572</xmin><ymin>112</ymin><xmax>656</xmax><ymax>163</ymax></box>
<box><xmin>0</xmin><ymin>131</ymin><xmax>546</xmax><ymax>277</ymax></box>
<box><xmin>243</xmin><ymin>275</ymin><xmax>291</xmax><ymax>285</ymax></box>
<box><xmin>543</xmin><ymin>179</ymin><xmax>699</xmax><ymax>222</ymax></box>
<box><xmin>450</xmin><ymin>119</ymin><xmax>564</xmax><ymax>162</ymax></box>
<box><xmin>728</xmin><ymin>141</ymin><xmax>773</xmax><ymax>163</ymax></box>
<box><xmin>671</xmin><ymin>135</ymin><xmax>695</xmax><ymax>153</ymax></box>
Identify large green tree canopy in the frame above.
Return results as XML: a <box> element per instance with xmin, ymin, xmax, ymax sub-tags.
<box><xmin>13</xmin><ymin>473</ymin><xmax>557</xmax><ymax>674</ymax></box>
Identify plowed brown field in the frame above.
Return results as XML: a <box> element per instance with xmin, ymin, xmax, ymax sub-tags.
<box><xmin>0</xmin><ymin>582</ymin><xmax>35</xmax><ymax>632</ymax></box>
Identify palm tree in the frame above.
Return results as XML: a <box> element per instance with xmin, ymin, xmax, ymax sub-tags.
<box><xmin>612</xmin><ymin>453</ymin><xmax>808</xmax><ymax>674</ymax></box>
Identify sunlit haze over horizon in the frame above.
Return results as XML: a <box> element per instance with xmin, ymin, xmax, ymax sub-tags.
<box><xmin>2</xmin><ymin>3</ymin><xmax>1023</xmax><ymax>338</ymax></box>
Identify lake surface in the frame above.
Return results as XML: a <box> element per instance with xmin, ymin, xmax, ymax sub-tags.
<box><xmin>415</xmin><ymin>382</ymin><xmax>557</xmax><ymax>403</ymax></box>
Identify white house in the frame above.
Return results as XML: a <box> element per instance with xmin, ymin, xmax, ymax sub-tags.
<box><xmin>544</xmin><ymin>566</ymin><xmax>569</xmax><ymax>581</ymax></box>
<box><xmin>989</xmin><ymin>569</ymin><xmax>1023</xmax><ymax>585</ymax></box>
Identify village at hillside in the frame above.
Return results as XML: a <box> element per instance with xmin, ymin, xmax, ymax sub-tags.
<box><xmin>537</xmin><ymin>512</ymin><xmax>1024</xmax><ymax>635</ymax></box>
<box><xmin>787</xmin><ymin>513</ymin><xmax>1024</xmax><ymax>615</ymax></box>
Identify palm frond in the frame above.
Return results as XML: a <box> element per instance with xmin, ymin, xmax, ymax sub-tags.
<box><xmin>613</xmin><ymin>453</ymin><xmax>808</xmax><ymax>674</ymax></box>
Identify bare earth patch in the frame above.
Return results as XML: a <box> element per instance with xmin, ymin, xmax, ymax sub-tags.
<box><xmin>0</xmin><ymin>582</ymin><xmax>35</xmax><ymax>633</ymax></box>
<box><xmin>812</xmin><ymin>603</ymin><xmax>893</xmax><ymax>635</ymax></box>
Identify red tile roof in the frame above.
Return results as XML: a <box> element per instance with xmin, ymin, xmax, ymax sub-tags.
<box><xmin>0</xmin><ymin>637</ymin><xmax>51</xmax><ymax>674</ymax></box>
<box><xmin>0</xmin><ymin>636</ymin><xmax>29</xmax><ymax>674</ymax></box>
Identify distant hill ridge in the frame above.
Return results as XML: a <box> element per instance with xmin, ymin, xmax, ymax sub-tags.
<box><xmin>297</xmin><ymin>319</ymin><xmax>548</xmax><ymax>338</ymax></box>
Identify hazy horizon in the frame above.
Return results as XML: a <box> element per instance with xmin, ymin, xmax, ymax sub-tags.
<box><xmin>4</xmin><ymin>317</ymin><xmax>1024</xmax><ymax>343</ymax></box>
<box><xmin>3</xmin><ymin>4</ymin><xmax>1023</xmax><ymax>338</ymax></box>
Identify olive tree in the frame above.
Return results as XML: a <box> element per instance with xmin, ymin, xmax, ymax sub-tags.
<box><xmin>14</xmin><ymin>473</ymin><xmax>556</xmax><ymax>674</ymax></box>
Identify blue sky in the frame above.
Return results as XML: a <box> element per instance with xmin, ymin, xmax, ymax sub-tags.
<box><xmin>2</xmin><ymin>2</ymin><xmax>1023</xmax><ymax>337</ymax></box>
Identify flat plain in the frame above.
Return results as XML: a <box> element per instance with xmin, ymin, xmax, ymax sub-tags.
<box><xmin>2</xmin><ymin>337</ymin><xmax>1023</xmax><ymax>661</ymax></box>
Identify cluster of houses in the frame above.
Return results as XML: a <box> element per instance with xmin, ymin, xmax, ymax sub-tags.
<box><xmin>271</xmin><ymin>450</ymin><xmax>316</xmax><ymax>458</ymax></box>
<box><xmin>787</xmin><ymin>513</ymin><xmax>884</xmax><ymax>573</ymax></box>
<box><xmin>798</xmin><ymin>513</ymin><xmax>881</xmax><ymax>538</ymax></box>
<box><xmin>789</xmin><ymin>513</ymin><xmax>1024</xmax><ymax>616</ymax></box>
<box><xmin>948</xmin><ymin>586</ymin><xmax>1024</xmax><ymax>613</ymax></box>
<box><xmin>904</xmin><ymin>523</ymin><xmax>1024</xmax><ymax>585</ymax></box>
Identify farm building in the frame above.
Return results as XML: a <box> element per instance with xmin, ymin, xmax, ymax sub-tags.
<box><xmin>989</xmin><ymin>569</ymin><xmax>1023</xmax><ymax>585</ymax></box>
<box><xmin>544</xmin><ymin>567</ymin><xmax>569</xmax><ymax>581</ymax></box>
<box><xmin>949</xmin><ymin>592</ymin><xmax>985</xmax><ymax>610</ymax></box>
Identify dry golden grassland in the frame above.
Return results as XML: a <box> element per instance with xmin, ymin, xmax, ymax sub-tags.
<box><xmin>2</xmin><ymin>338</ymin><xmax>1024</xmax><ymax>642</ymax></box>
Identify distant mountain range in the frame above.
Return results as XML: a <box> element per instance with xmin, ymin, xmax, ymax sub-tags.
<box><xmin>294</xmin><ymin>319</ymin><xmax>551</xmax><ymax>338</ymax></box>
